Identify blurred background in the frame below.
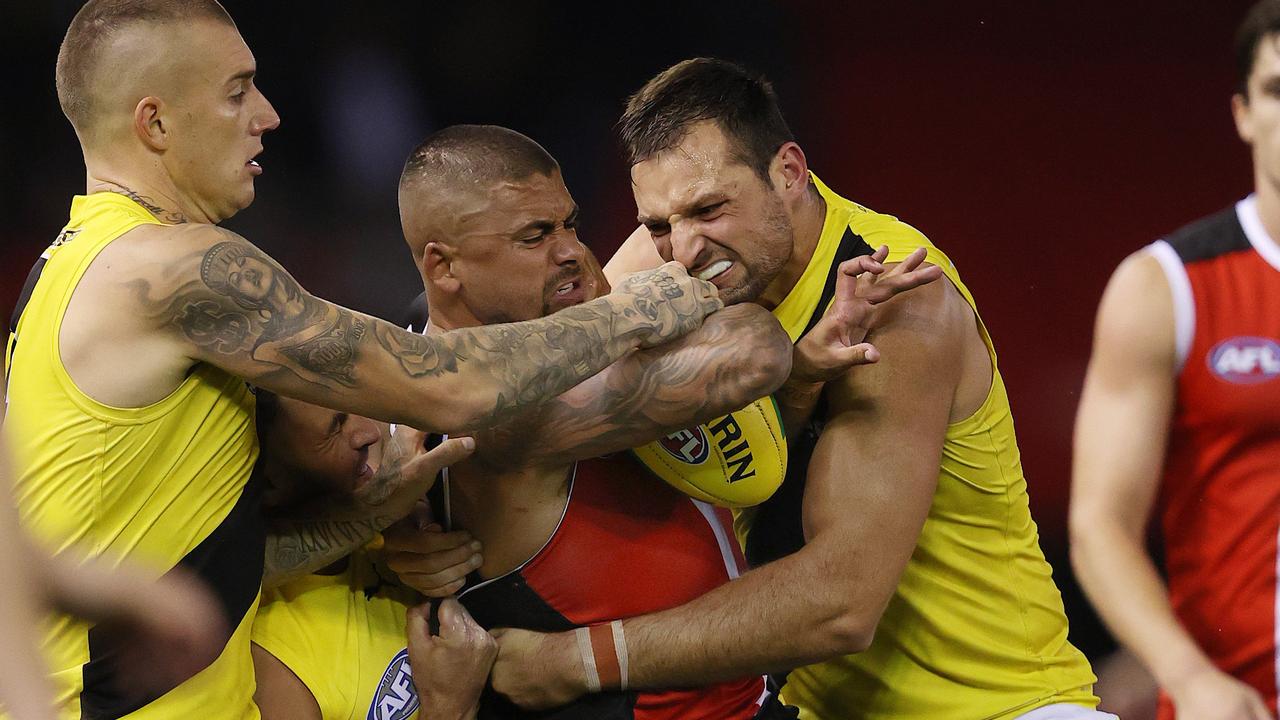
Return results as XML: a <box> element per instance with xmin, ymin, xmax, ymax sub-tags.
<box><xmin>0</xmin><ymin>0</ymin><xmax>1258</xmax><ymax>709</ymax></box>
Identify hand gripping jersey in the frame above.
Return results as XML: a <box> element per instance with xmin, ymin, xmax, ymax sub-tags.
<box><xmin>4</xmin><ymin>193</ymin><xmax>262</xmax><ymax>719</ymax></box>
<box><xmin>739</xmin><ymin>174</ymin><xmax>1098</xmax><ymax>720</ymax></box>
<box><xmin>448</xmin><ymin>456</ymin><xmax>774</xmax><ymax>720</ymax></box>
<box><xmin>1147</xmin><ymin>195</ymin><xmax>1280</xmax><ymax>719</ymax></box>
<box><xmin>252</xmin><ymin>552</ymin><xmax>421</xmax><ymax>720</ymax></box>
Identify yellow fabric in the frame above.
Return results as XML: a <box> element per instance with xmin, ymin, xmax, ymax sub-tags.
<box><xmin>4</xmin><ymin>193</ymin><xmax>260</xmax><ymax>719</ymax></box>
<box><xmin>631</xmin><ymin>395</ymin><xmax>787</xmax><ymax>508</ymax></box>
<box><xmin>758</xmin><ymin>175</ymin><xmax>1098</xmax><ymax>719</ymax></box>
<box><xmin>252</xmin><ymin>552</ymin><xmax>420</xmax><ymax>720</ymax></box>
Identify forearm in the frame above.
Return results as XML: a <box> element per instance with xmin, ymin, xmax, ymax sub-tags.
<box><xmin>774</xmin><ymin>376</ymin><xmax>824</xmax><ymax>440</ymax></box>
<box><xmin>0</xmin><ymin>479</ymin><xmax>56</xmax><ymax>719</ymax></box>
<box><xmin>1071</xmin><ymin>523</ymin><xmax>1211</xmax><ymax>688</ymax></box>
<box><xmin>474</xmin><ymin>303</ymin><xmax>791</xmax><ymax>468</ymax></box>
<box><xmin>618</xmin><ymin>540</ymin><xmax>859</xmax><ymax>687</ymax></box>
<box><xmin>262</xmin><ymin>515</ymin><xmax>386</xmax><ymax>589</ymax></box>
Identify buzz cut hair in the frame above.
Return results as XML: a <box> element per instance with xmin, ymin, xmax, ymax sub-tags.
<box><xmin>619</xmin><ymin>57</ymin><xmax>795</xmax><ymax>183</ymax></box>
<box><xmin>399</xmin><ymin>124</ymin><xmax>560</xmax><ymax>194</ymax></box>
<box><xmin>55</xmin><ymin>0</ymin><xmax>236</xmax><ymax>133</ymax></box>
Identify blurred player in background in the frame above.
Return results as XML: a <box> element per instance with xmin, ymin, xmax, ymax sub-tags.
<box><xmin>1071</xmin><ymin>2</ymin><xmax>1280</xmax><ymax>719</ymax></box>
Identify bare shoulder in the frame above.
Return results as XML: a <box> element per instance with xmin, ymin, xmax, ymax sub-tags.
<box><xmin>603</xmin><ymin>225</ymin><xmax>663</xmax><ymax>285</ymax></box>
<box><xmin>1093</xmin><ymin>250</ymin><xmax>1175</xmax><ymax>368</ymax></box>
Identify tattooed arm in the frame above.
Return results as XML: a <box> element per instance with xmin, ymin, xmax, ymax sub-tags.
<box><xmin>473</xmin><ymin>303</ymin><xmax>792</xmax><ymax>469</ymax></box>
<box><xmin>262</xmin><ymin>427</ymin><xmax>473</xmax><ymax>589</ymax></box>
<box><xmin>135</xmin><ymin>225</ymin><xmax>719</xmax><ymax>434</ymax></box>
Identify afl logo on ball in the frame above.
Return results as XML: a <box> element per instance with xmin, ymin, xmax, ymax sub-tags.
<box><xmin>1208</xmin><ymin>336</ymin><xmax>1280</xmax><ymax>384</ymax></box>
<box><xmin>660</xmin><ymin>427</ymin><xmax>710</xmax><ymax>464</ymax></box>
<box><xmin>366</xmin><ymin>649</ymin><xmax>418</xmax><ymax>720</ymax></box>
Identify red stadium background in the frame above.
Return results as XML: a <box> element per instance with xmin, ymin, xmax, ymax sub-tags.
<box><xmin>0</xmin><ymin>0</ymin><xmax>1257</xmax><ymax>662</ymax></box>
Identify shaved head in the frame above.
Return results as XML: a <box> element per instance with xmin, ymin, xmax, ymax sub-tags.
<box><xmin>398</xmin><ymin>125</ymin><xmax>559</xmax><ymax>258</ymax></box>
<box><xmin>56</xmin><ymin>0</ymin><xmax>236</xmax><ymax>138</ymax></box>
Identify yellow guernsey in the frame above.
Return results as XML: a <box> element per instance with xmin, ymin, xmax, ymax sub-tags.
<box><xmin>739</xmin><ymin>175</ymin><xmax>1097</xmax><ymax>719</ymax></box>
<box><xmin>5</xmin><ymin>193</ymin><xmax>261</xmax><ymax>719</ymax></box>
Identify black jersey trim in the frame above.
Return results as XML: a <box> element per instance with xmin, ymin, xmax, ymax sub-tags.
<box><xmin>79</xmin><ymin>467</ymin><xmax>266</xmax><ymax>719</ymax></box>
<box><xmin>1164</xmin><ymin>206</ymin><xmax>1251</xmax><ymax>264</ymax></box>
<box><xmin>799</xmin><ymin>227</ymin><xmax>877</xmax><ymax>339</ymax></box>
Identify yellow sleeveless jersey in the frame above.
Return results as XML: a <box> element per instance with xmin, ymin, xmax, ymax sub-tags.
<box><xmin>4</xmin><ymin>193</ymin><xmax>262</xmax><ymax>719</ymax></box>
<box><xmin>252</xmin><ymin>551</ymin><xmax>421</xmax><ymax>720</ymax></box>
<box><xmin>738</xmin><ymin>175</ymin><xmax>1097</xmax><ymax>719</ymax></box>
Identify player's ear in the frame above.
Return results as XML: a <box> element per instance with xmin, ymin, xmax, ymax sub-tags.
<box><xmin>1233</xmin><ymin>92</ymin><xmax>1255</xmax><ymax>145</ymax></box>
<box><xmin>423</xmin><ymin>242</ymin><xmax>460</xmax><ymax>294</ymax></box>
<box><xmin>771</xmin><ymin>141</ymin><xmax>809</xmax><ymax>200</ymax></box>
<box><xmin>134</xmin><ymin>96</ymin><xmax>169</xmax><ymax>151</ymax></box>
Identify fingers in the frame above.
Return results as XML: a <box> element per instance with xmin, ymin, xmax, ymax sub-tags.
<box><xmin>836</xmin><ymin>342</ymin><xmax>880</xmax><ymax>367</ymax></box>
<box><xmin>420</xmin><ymin>435</ymin><xmax>476</xmax><ymax>469</ymax></box>
<box><xmin>862</xmin><ymin>263</ymin><xmax>943</xmax><ymax>304</ymax></box>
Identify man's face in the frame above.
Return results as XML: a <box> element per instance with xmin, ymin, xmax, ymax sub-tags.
<box><xmin>228</xmin><ymin>255</ymin><xmax>275</xmax><ymax>303</ymax></box>
<box><xmin>631</xmin><ymin>121</ymin><xmax>793</xmax><ymax>305</ymax></box>
<box><xmin>1237</xmin><ymin>34</ymin><xmax>1280</xmax><ymax>193</ymax></box>
<box><xmin>264</xmin><ymin>397</ymin><xmax>385</xmax><ymax>500</ymax></box>
<box><xmin>163</xmin><ymin>20</ymin><xmax>280</xmax><ymax>222</ymax></box>
<box><xmin>446</xmin><ymin>170</ymin><xmax>601</xmax><ymax>324</ymax></box>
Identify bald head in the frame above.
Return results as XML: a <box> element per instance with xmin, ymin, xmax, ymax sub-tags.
<box><xmin>398</xmin><ymin>125</ymin><xmax>559</xmax><ymax>258</ymax></box>
<box><xmin>56</xmin><ymin>0</ymin><xmax>236</xmax><ymax>139</ymax></box>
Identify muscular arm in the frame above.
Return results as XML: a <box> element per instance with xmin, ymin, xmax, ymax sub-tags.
<box><xmin>119</xmin><ymin>225</ymin><xmax>713</xmax><ymax>434</ymax></box>
<box><xmin>473</xmin><ymin>303</ymin><xmax>791</xmax><ymax>469</ymax></box>
<box><xmin>1068</xmin><ymin>252</ymin><xmax>1260</xmax><ymax>712</ymax></box>
<box><xmin>491</xmin><ymin>276</ymin><xmax>972</xmax><ymax>701</ymax></box>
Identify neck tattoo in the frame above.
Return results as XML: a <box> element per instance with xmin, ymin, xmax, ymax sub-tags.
<box><xmin>106</xmin><ymin>184</ymin><xmax>189</xmax><ymax>224</ymax></box>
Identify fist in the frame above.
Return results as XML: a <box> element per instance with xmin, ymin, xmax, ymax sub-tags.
<box><xmin>612</xmin><ymin>261</ymin><xmax>722</xmax><ymax>348</ymax></box>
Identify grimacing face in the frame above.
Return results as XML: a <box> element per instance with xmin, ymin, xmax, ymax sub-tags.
<box><xmin>447</xmin><ymin>169</ymin><xmax>601</xmax><ymax>324</ymax></box>
<box><xmin>265</xmin><ymin>396</ymin><xmax>385</xmax><ymax>499</ymax></box>
<box><xmin>1237</xmin><ymin>34</ymin><xmax>1280</xmax><ymax>199</ymax></box>
<box><xmin>162</xmin><ymin>20</ymin><xmax>279</xmax><ymax>222</ymax></box>
<box><xmin>631</xmin><ymin>121</ymin><xmax>793</xmax><ymax>305</ymax></box>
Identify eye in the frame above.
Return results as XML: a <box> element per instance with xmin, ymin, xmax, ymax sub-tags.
<box><xmin>696</xmin><ymin>201</ymin><xmax>727</xmax><ymax>218</ymax></box>
<box><xmin>645</xmin><ymin>223</ymin><xmax>670</xmax><ymax>238</ymax></box>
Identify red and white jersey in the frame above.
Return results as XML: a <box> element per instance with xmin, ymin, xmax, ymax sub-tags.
<box><xmin>1149</xmin><ymin>194</ymin><xmax>1280</xmax><ymax>718</ymax></box>
<box><xmin>454</xmin><ymin>455</ymin><xmax>769</xmax><ymax>720</ymax></box>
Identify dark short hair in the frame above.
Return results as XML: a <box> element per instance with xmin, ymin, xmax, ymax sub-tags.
<box><xmin>619</xmin><ymin>58</ymin><xmax>794</xmax><ymax>183</ymax></box>
<box><xmin>399</xmin><ymin>124</ymin><xmax>559</xmax><ymax>193</ymax></box>
<box><xmin>1236</xmin><ymin>0</ymin><xmax>1280</xmax><ymax>95</ymax></box>
<box><xmin>56</xmin><ymin>0</ymin><xmax>235</xmax><ymax>134</ymax></box>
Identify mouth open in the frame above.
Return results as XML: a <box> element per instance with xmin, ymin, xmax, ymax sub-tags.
<box><xmin>697</xmin><ymin>259</ymin><xmax>733</xmax><ymax>282</ymax></box>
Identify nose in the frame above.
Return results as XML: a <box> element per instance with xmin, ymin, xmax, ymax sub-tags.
<box><xmin>252</xmin><ymin>91</ymin><xmax>282</xmax><ymax>135</ymax></box>
<box><xmin>550</xmin><ymin>231</ymin><xmax>586</xmax><ymax>266</ymax></box>
<box><xmin>670</xmin><ymin>221</ymin><xmax>709</xmax><ymax>271</ymax></box>
<box><xmin>346</xmin><ymin>416</ymin><xmax>381</xmax><ymax>452</ymax></box>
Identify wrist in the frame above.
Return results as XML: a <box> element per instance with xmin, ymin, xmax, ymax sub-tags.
<box><xmin>1151</xmin><ymin>644</ymin><xmax>1216</xmax><ymax>690</ymax></box>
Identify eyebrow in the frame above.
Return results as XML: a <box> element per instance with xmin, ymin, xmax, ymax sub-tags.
<box><xmin>512</xmin><ymin>204</ymin><xmax>580</xmax><ymax>237</ymax></box>
<box><xmin>227</xmin><ymin>68</ymin><xmax>256</xmax><ymax>85</ymax></box>
<box><xmin>638</xmin><ymin>193</ymin><xmax>727</xmax><ymax>226</ymax></box>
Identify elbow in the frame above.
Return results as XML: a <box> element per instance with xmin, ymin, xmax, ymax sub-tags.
<box><xmin>826</xmin><ymin>609</ymin><xmax>878</xmax><ymax>655</ymax></box>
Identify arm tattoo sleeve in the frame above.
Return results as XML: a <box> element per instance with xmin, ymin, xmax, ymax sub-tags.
<box><xmin>474</xmin><ymin>304</ymin><xmax>790</xmax><ymax>468</ymax></box>
<box><xmin>262</xmin><ymin>516</ymin><xmax>387</xmax><ymax>589</ymax></box>
<box><xmin>136</xmin><ymin>228</ymin><xmax>702</xmax><ymax>431</ymax></box>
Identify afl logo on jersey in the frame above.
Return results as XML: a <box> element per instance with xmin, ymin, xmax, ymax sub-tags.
<box><xmin>660</xmin><ymin>427</ymin><xmax>710</xmax><ymax>464</ymax></box>
<box><xmin>1208</xmin><ymin>337</ymin><xmax>1280</xmax><ymax>384</ymax></box>
<box><xmin>366</xmin><ymin>648</ymin><xmax>418</xmax><ymax>720</ymax></box>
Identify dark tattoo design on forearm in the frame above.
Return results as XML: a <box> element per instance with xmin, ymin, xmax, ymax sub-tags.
<box><xmin>130</xmin><ymin>229</ymin><xmax>714</xmax><ymax>429</ymax></box>
<box><xmin>475</xmin><ymin>305</ymin><xmax>789</xmax><ymax>467</ymax></box>
<box><xmin>263</xmin><ymin>516</ymin><xmax>386</xmax><ymax>586</ymax></box>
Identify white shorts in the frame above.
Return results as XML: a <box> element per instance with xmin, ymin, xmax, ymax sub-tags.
<box><xmin>1013</xmin><ymin>704</ymin><xmax>1120</xmax><ymax>720</ymax></box>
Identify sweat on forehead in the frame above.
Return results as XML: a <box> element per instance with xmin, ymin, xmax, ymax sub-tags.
<box><xmin>56</xmin><ymin>0</ymin><xmax>236</xmax><ymax>135</ymax></box>
<box><xmin>398</xmin><ymin>125</ymin><xmax>560</xmax><ymax>195</ymax></box>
